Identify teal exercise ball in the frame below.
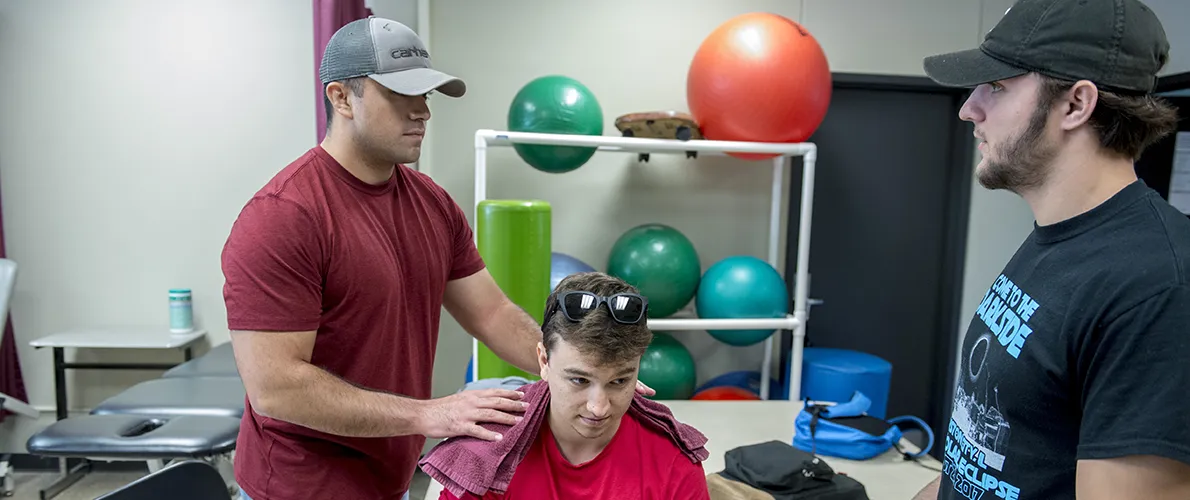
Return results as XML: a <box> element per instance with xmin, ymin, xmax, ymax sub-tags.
<box><xmin>696</xmin><ymin>255</ymin><xmax>789</xmax><ymax>346</ymax></box>
<box><xmin>507</xmin><ymin>75</ymin><xmax>603</xmax><ymax>174</ymax></box>
<box><xmin>607</xmin><ymin>224</ymin><xmax>701</xmax><ymax>319</ymax></box>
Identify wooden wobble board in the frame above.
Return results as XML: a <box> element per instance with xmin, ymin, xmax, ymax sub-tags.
<box><xmin>613</xmin><ymin>111</ymin><xmax>704</xmax><ymax>162</ymax></box>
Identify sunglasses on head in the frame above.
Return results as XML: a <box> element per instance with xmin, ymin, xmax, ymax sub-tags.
<box><xmin>544</xmin><ymin>291</ymin><xmax>649</xmax><ymax>326</ymax></box>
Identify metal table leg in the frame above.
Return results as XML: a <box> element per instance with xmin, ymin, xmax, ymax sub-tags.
<box><xmin>39</xmin><ymin>348</ymin><xmax>87</xmax><ymax>500</ymax></box>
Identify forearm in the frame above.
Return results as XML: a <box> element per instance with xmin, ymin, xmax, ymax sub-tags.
<box><xmin>253</xmin><ymin>361</ymin><xmax>425</xmax><ymax>438</ymax></box>
<box><xmin>912</xmin><ymin>476</ymin><xmax>941</xmax><ymax>500</ymax></box>
<box><xmin>478</xmin><ymin>300</ymin><xmax>543</xmax><ymax>375</ymax></box>
<box><xmin>1077</xmin><ymin>456</ymin><xmax>1190</xmax><ymax>500</ymax></box>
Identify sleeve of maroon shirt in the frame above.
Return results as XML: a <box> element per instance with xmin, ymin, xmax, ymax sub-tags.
<box><xmin>222</xmin><ymin>195</ymin><xmax>325</xmax><ymax>332</ymax></box>
<box><xmin>441</xmin><ymin>186</ymin><xmax>486</xmax><ymax>281</ymax></box>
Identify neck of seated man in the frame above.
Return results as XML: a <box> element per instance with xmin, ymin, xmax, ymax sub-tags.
<box><xmin>539</xmin><ymin>339</ymin><xmax>641</xmax><ymax>466</ymax></box>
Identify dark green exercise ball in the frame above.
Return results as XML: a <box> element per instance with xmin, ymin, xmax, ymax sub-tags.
<box><xmin>507</xmin><ymin>75</ymin><xmax>603</xmax><ymax>174</ymax></box>
<box><xmin>638</xmin><ymin>332</ymin><xmax>697</xmax><ymax>400</ymax></box>
<box><xmin>607</xmin><ymin>223</ymin><xmax>701</xmax><ymax>318</ymax></box>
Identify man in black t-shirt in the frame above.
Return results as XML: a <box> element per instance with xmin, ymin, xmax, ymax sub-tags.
<box><xmin>915</xmin><ymin>0</ymin><xmax>1190</xmax><ymax>499</ymax></box>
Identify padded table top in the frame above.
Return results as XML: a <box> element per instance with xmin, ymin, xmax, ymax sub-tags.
<box><xmin>27</xmin><ymin>414</ymin><xmax>240</xmax><ymax>459</ymax></box>
<box><xmin>163</xmin><ymin>342</ymin><xmax>239</xmax><ymax>378</ymax></box>
<box><xmin>91</xmin><ymin>376</ymin><xmax>246</xmax><ymax>419</ymax></box>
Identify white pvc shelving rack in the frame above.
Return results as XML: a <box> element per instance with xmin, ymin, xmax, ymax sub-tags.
<box><xmin>471</xmin><ymin>128</ymin><xmax>817</xmax><ymax>401</ymax></box>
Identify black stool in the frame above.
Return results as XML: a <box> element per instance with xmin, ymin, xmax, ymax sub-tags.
<box><xmin>97</xmin><ymin>460</ymin><xmax>233</xmax><ymax>500</ymax></box>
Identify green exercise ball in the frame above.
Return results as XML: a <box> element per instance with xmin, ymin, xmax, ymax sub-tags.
<box><xmin>697</xmin><ymin>255</ymin><xmax>789</xmax><ymax>346</ymax></box>
<box><xmin>507</xmin><ymin>75</ymin><xmax>603</xmax><ymax>174</ymax></box>
<box><xmin>638</xmin><ymin>332</ymin><xmax>697</xmax><ymax>400</ymax></box>
<box><xmin>607</xmin><ymin>224</ymin><xmax>701</xmax><ymax>318</ymax></box>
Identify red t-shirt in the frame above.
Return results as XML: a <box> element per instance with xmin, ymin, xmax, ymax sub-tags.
<box><xmin>222</xmin><ymin>146</ymin><xmax>486</xmax><ymax>500</ymax></box>
<box><xmin>443</xmin><ymin>411</ymin><xmax>710</xmax><ymax>500</ymax></box>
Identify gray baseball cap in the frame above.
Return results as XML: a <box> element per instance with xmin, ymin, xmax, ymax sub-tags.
<box><xmin>319</xmin><ymin>17</ymin><xmax>465</xmax><ymax>98</ymax></box>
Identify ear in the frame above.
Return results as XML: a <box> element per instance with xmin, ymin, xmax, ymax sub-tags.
<box><xmin>1059</xmin><ymin>80</ymin><xmax>1098</xmax><ymax>131</ymax></box>
<box><xmin>536</xmin><ymin>342</ymin><xmax>549</xmax><ymax>379</ymax></box>
<box><xmin>325</xmin><ymin>81</ymin><xmax>356</xmax><ymax>121</ymax></box>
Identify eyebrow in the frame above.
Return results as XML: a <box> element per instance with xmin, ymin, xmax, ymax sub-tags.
<box><xmin>563</xmin><ymin>367</ymin><xmax>638</xmax><ymax>378</ymax></box>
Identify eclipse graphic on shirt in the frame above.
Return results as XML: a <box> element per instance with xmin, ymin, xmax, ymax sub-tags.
<box><xmin>968</xmin><ymin>333</ymin><xmax>990</xmax><ymax>383</ymax></box>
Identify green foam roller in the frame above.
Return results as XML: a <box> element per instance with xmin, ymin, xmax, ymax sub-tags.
<box><xmin>475</xmin><ymin>200</ymin><xmax>551</xmax><ymax>381</ymax></box>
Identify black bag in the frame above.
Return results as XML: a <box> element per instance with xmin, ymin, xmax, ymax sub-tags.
<box><xmin>718</xmin><ymin>440</ymin><xmax>869</xmax><ymax>500</ymax></box>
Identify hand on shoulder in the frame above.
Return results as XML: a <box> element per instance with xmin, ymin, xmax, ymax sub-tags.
<box><xmin>419</xmin><ymin>388</ymin><xmax>528</xmax><ymax>441</ymax></box>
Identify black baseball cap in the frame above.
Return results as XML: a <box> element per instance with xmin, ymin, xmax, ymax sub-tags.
<box><xmin>923</xmin><ymin>0</ymin><xmax>1170</xmax><ymax>94</ymax></box>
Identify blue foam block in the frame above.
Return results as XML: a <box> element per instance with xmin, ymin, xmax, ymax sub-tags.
<box><xmin>800</xmin><ymin>347</ymin><xmax>893</xmax><ymax>418</ymax></box>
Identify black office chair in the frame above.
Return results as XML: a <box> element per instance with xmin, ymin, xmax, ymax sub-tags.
<box><xmin>96</xmin><ymin>460</ymin><xmax>233</xmax><ymax>500</ymax></box>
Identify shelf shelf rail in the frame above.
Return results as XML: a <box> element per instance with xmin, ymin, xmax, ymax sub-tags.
<box><xmin>471</xmin><ymin>129</ymin><xmax>816</xmax><ymax>402</ymax></box>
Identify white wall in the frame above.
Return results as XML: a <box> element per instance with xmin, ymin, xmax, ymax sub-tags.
<box><xmin>0</xmin><ymin>0</ymin><xmax>314</xmax><ymax>450</ymax></box>
<box><xmin>0</xmin><ymin>0</ymin><xmax>418</xmax><ymax>452</ymax></box>
<box><xmin>0</xmin><ymin>0</ymin><xmax>1183</xmax><ymax>455</ymax></box>
<box><xmin>1147</xmin><ymin>0</ymin><xmax>1190</xmax><ymax>76</ymax></box>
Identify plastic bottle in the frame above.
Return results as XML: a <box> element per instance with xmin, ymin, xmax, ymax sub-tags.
<box><xmin>169</xmin><ymin>288</ymin><xmax>194</xmax><ymax>334</ymax></box>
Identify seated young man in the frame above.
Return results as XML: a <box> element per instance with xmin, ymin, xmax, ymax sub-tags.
<box><xmin>442</xmin><ymin>272</ymin><xmax>710</xmax><ymax>499</ymax></box>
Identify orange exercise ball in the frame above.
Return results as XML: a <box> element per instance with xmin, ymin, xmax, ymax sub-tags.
<box><xmin>691</xmin><ymin>386</ymin><xmax>762</xmax><ymax>401</ymax></box>
<box><xmin>686</xmin><ymin>13</ymin><xmax>831</xmax><ymax>160</ymax></box>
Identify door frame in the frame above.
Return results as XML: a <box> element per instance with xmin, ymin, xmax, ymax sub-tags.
<box><xmin>1156</xmin><ymin>71</ymin><xmax>1190</xmax><ymax>93</ymax></box>
<box><xmin>777</xmin><ymin>72</ymin><xmax>976</xmax><ymax>460</ymax></box>
<box><xmin>1139</xmin><ymin>71</ymin><xmax>1190</xmax><ymax>215</ymax></box>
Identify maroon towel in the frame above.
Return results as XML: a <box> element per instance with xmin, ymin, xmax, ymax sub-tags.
<box><xmin>418</xmin><ymin>380</ymin><xmax>709</xmax><ymax>497</ymax></box>
<box><xmin>627</xmin><ymin>395</ymin><xmax>711</xmax><ymax>463</ymax></box>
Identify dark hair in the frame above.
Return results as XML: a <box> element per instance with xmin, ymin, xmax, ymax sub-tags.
<box><xmin>542</xmin><ymin>272</ymin><xmax>652</xmax><ymax>366</ymax></box>
<box><xmin>1037</xmin><ymin>76</ymin><xmax>1179</xmax><ymax>160</ymax></box>
<box><xmin>323</xmin><ymin>77</ymin><xmax>367</xmax><ymax>130</ymax></box>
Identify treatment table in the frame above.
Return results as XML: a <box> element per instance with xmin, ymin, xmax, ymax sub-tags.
<box><xmin>422</xmin><ymin>400</ymin><xmax>943</xmax><ymax>500</ymax></box>
<box><xmin>26</xmin><ymin>342</ymin><xmax>244</xmax><ymax>500</ymax></box>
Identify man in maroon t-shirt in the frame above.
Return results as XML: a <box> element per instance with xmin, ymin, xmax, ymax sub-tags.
<box><xmin>220</xmin><ymin>18</ymin><xmax>641</xmax><ymax>500</ymax></box>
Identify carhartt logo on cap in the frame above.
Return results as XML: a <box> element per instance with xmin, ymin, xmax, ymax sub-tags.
<box><xmin>392</xmin><ymin>47</ymin><xmax>430</xmax><ymax>60</ymax></box>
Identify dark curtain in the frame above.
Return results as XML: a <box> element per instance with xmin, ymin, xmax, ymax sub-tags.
<box><xmin>314</xmin><ymin>0</ymin><xmax>373</xmax><ymax>142</ymax></box>
<box><xmin>0</xmin><ymin>176</ymin><xmax>28</xmax><ymax>422</ymax></box>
